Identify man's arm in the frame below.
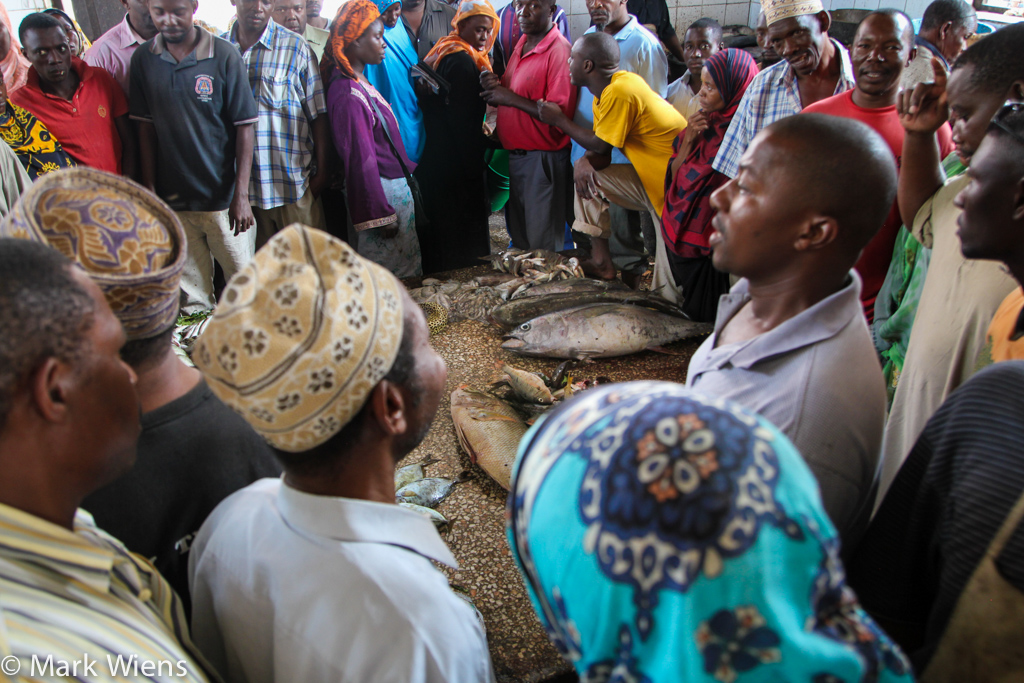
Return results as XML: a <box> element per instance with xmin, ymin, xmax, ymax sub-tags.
<box><xmin>537</xmin><ymin>100</ymin><xmax>613</xmax><ymax>155</ymax></box>
<box><xmin>308</xmin><ymin>114</ymin><xmax>331</xmax><ymax>198</ymax></box>
<box><xmin>480</xmin><ymin>71</ymin><xmax>543</xmax><ymax>117</ymax></box>
<box><xmin>137</xmin><ymin>120</ymin><xmax>157</xmax><ymax>192</ymax></box>
<box><xmin>896</xmin><ymin>58</ymin><xmax>948</xmax><ymax>228</ymax></box>
<box><xmin>114</xmin><ymin>115</ymin><xmax>137</xmax><ymax>180</ymax></box>
<box><xmin>663</xmin><ymin>30</ymin><xmax>686</xmax><ymax>64</ymax></box>
<box><xmin>230</xmin><ymin>123</ymin><xmax>256</xmax><ymax>236</ymax></box>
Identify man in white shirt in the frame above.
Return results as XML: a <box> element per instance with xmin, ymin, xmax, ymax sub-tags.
<box><xmin>188</xmin><ymin>225</ymin><xmax>494</xmax><ymax>683</ymax></box>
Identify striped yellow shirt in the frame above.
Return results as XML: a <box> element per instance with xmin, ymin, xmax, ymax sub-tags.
<box><xmin>0</xmin><ymin>503</ymin><xmax>219</xmax><ymax>682</ymax></box>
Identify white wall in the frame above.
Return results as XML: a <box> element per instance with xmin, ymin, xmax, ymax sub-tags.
<box><xmin>563</xmin><ymin>0</ymin><xmax>932</xmax><ymax>42</ymax></box>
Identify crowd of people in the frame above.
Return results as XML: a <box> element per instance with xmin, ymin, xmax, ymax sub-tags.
<box><xmin>0</xmin><ymin>0</ymin><xmax>1023</xmax><ymax>680</ymax></box>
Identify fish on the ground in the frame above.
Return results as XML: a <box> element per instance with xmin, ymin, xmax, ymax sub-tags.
<box><xmin>398</xmin><ymin>501</ymin><xmax>449</xmax><ymax>528</ymax></box>
<box><xmin>451</xmin><ymin>386</ymin><xmax>529</xmax><ymax>490</ymax></box>
<box><xmin>394</xmin><ymin>456</ymin><xmax>440</xmax><ymax>490</ymax></box>
<box><xmin>502</xmin><ymin>364</ymin><xmax>554</xmax><ymax>404</ymax></box>
<box><xmin>396</xmin><ymin>475</ymin><xmax>464</xmax><ymax>508</ymax></box>
<box><xmin>512</xmin><ymin>278</ymin><xmax>628</xmax><ymax>299</ymax></box>
<box><xmin>502</xmin><ymin>303</ymin><xmax>713</xmax><ymax>360</ymax></box>
<box><xmin>490</xmin><ymin>288</ymin><xmax>687</xmax><ymax>329</ymax></box>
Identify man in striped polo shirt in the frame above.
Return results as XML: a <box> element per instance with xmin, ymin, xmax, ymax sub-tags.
<box><xmin>0</xmin><ymin>240</ymin><xmax>216</xmax><ymax>683</ymax></box>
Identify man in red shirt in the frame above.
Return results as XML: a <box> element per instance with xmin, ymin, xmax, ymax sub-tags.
<box><xmin>12</xmin><ymin>13</ymin><xmax>134</xmax><ymax>176</ymax></box>
<box><xmin>482</xmin><ymin>0</ymin><xmax>577</xmax><ymax>252</ymax></box>
<box><xmin>803</xmin><ymin>9</ymin><xmax>952</xmax><ymax>321</ymax></box>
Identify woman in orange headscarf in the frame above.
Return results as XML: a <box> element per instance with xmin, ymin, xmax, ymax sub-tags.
<box><xmin>0</xmin><ymin>4</ymin><xmax>30</xmax><ymax>93</ymax></box>
<box><xmin>321</xmin><ymin>0</ymin><xmax>422</xmax><ymax>279</ymax></box>
<box><xmin>415</xmin><ymin>0</ymin><xmax>499</xmax><ymax>274</ymax></box>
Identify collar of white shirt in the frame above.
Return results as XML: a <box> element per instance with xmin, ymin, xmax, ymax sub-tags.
<box><xmin>275</xmin><ymin>480</ymin><xmax>460</xmax><ymax>568</ymax></box>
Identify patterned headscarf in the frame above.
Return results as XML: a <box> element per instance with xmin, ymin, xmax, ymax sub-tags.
<box><xmin>508</xmin><ymin>381</ymin><xmax>915</xmax><ymax>683</ymax></box>
<box><xmin>424</xmin><ymin>0</ymin><xmax>500</xmax><ymax>72</ymax></box>
<box><xmin>0</xmin><ymin>5</ymin><xmax>30</xmax><ymax>93</ymax></box>
<box><xmin>320</xmin><ymin>0</ymin><xmax>381</xmax><ymax>83</ymax></box>
<box><xmin>375</xmin><ymin>0</ymin><xmax>400</xmax><ymax>13</ymax></box>
<box><xmin>0</xmin><ymin>168</ymin><xmax>186</xmax><ymax>341</ymax></box>
<box><xmin>42</xmin><ymin>9</ymin><xmax>92</xmax><ymax>57</ymax></box>
<box><xmin>193</xmin><ymin>224</ymin><xmax>405</xmax><ymax>453</ymax></box>
<box><xmin>761</xmin><ymin>0</ymin><xmax>824</xmax><ymax>26</ymax></box>
<box><xmin>663</xmin><ymin>49</ymin><xmax>759</xmax><ymax>259</ymax></box>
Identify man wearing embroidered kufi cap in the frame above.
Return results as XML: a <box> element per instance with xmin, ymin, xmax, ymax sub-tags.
<box><xmin>187</xmin><ymin>223</ymin><xmax>494</xmax><ymax>683</ymax></box>
<box><xmin>0</xmin><ymin>167</ymin><xmax>280</xmax><ymax>610</ymax></box>
<box><xmin>711</xmin><ymin>0</ymin><xmax>855</xmax><ymax>181</ymax></box>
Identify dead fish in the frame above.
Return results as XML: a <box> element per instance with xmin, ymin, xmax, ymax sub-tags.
<box><xmin>490</xmin><ymin>289</ymin><xmax>687</xmax><ymax>329</ymax></box>
<box><xmin>502</xmin><ymin>303</ymin><xmax>713</xmax><ymax>360</ymax></box>
<box><xmin>396</xmin><ymin>475</ymin><xmax>463</xmax><ymax>508</ymax></box>
<box><xmin>394</xmin><ymin>456</ymin><xmax>440</xmax><ymax>490</ymax></box>
<box><xmin>451</xmin><ymin>386</ymin><xmax>529</xmax><ymax>490</ymax></box>
<box><xmin>450</xmin><ymin>286</ymin><xmax>503</xmax><ymax>323</ymax></box>
<box><xmin>398</xmin><ymin>501</ymin><xmax>449</xmax><ymax>528</ymax></box>
<box><xmin>512</xmin><ymin>278</ymin><xmax>627</xmax><ymax>299</ymax></box>
<box><xmin>471</xmin><ymin>273</ymin><xmax>518</xmax><ymax>286</ymax></box>
<box><xmin>549</xmin><ymin>359</ymin><xmax>578</xmax><ymax>389</ymax></box>
<box><xmin>503</xmin><ymin>364</ymin><xmax>554</xmax><ymax>404</ymax></box>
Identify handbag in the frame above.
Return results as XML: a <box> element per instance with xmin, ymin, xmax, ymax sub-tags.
<box><xmin>365</xmin><ymin>90</ymin><xmax>430</xmax><ymax>231</ymax></box>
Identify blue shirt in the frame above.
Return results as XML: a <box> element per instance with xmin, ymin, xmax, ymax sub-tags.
<box><xmin>222</xmin><ymin>20</ymin><xmax>326</xmax><ymax>210</ymax></box>
<box><xmin>712</xmin><ymin>38</ymin><xmax>854</xmax><ymax>179</ymax></box>
<box><xmin>571</xmin><ymin>16</ymin><xmax>668</xmax><ymax>166</ymax></box>
<box><xmin>365</xmin><ymin>23</ymin><xmax>425</xmax><ymax>164</ymax></box>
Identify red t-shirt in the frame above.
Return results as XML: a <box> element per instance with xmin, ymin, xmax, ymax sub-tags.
<box><xmin>11</xmin><ymin>57</ymin><xmax>128</xmax><ymax>174</ymax></box>
<box><xmin>803</xmin><ymin>89</ymin><xmax>954</xmax><ymax>322</ymax></box>
<box><xmin>497</xmin><ymin>25</ymin><xmax>578</xmax><ymax>152</ymax></box>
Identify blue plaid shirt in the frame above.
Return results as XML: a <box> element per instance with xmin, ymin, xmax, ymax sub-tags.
<box><xmin>223</xmin><ymin>20</ymin><xmax>326</xmax><ymax>209</ymax></box>
<box><xmin>712</xmin><ymin>39</ymin><xmax>854</xmax><ymax>179</ymax></box>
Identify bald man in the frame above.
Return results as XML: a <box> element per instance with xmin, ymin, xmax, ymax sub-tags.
<box><xmin>538</xmin><ymin>32</ymin><xmax>685</xmax><ymax>285</ymax></box>
<box><xmin>685</xmin><ymin>114</ymin><xmax>896</xmax><ymax>549</ymax></box>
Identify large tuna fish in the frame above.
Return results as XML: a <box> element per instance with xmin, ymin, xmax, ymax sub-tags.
<box><xmin>490</xmin><ymin>289</ymin><xmax>687</xmax><ymax>329</ymax></box>
<box><xmin>501</xmin><ymin>303</ymin><xmax>713</xmax><ymax>360</ymax></box>
<box><xmin>450</xmin><ymin>386</ymin><xmax>529</xmax><ymax>490</ymax></box>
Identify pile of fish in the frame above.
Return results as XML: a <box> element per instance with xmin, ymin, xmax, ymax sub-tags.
<box><xmin>171</xmin><ymin>311</ymin><xmax>213</xmax><ymax>366</ymax></box>
<box><xmin>451</xmin><ymin>362</ymin><xmax>608</xmax><ymax>489</ymax></box>
<box><xmin>394</xmin><ymin>456</ymin><xmax>464</xmax><ymax>529</ymax></box>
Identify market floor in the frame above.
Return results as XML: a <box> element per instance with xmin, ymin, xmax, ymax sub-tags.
<box><xmin>400</xmin><ymin>216</ymin><xmax>705</xmax><ymax>682</ymax></box>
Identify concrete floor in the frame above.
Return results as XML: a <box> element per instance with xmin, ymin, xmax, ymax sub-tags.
<box><xmin>401</xmin><ymin>215</ymin><xmax>705</xmax><ymax>682</ymax></box>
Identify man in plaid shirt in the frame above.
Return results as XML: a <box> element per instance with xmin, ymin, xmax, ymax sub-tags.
<box><xmin>224</xmin><ymin>0</ymin><xmax>330</xmax><ymax>247</ymax></box>
<box><xmin>712</xmin><ymin>0</ymin><xmax>854</xmax><ymax>179</ymax></box>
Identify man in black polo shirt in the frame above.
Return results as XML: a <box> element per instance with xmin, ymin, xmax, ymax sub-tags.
<box><xmin>130</xmin><ymin>0</ymin><xmax>259</xmax><ymax>313</ymax></box>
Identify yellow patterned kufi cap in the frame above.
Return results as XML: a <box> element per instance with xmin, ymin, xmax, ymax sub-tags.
<box><xmin>761</xmin><ymin>0</ymin><xmax>824</xmax><ymax>26</ymax></box>
<box><xmin>0</xmin><ymin>168</ymin><xmax>185</xmax><ymax>341</ymax></box>
<box><xmin>193</xmin><ymin>224</ymin><xmax>405</xmax><ymax>452</ymax></box>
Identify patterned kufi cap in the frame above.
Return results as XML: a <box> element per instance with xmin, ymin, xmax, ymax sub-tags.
<box><xmin>193</xmin><ymin>224</ymin><xmax>405</xmax><ymax>452</ymax></box>
<box><xmin>761</xmin><ymin>0</ymin><xmax>824</xmax><ymax>26</ymax></box>
<box><xmin>0</xmin><ymin>168</ymin><xmax>185</xmax><ymax>341</ymax></box>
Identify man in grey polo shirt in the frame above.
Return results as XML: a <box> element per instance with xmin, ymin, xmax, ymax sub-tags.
<box><xmin>131</xmin><ymin>0</ymin><xmax>258</xmax><ymax>313</ymax></box>
<box><xmin>685</xmin><ymin>114</ymin><xmax>895</xmax><ymax>549</ymax></box>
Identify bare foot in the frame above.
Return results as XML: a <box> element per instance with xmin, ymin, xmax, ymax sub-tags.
<box><xmin>580</xmin><ymin>257</ymin><xmax>617</xmax><ymax>280</ymax></box>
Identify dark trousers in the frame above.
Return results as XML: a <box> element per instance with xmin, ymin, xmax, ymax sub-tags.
<box><xmin>506</xmin><ymin>148</ymin><xmax>572</xmax><ymax>252</ymax></box>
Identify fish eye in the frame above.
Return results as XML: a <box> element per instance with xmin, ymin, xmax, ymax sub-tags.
<box><xmin>520</xmin><ymin>323</ymin><xmax>531</xmax><ymax>331</ymax></box>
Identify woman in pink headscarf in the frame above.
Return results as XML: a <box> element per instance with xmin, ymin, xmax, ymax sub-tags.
<box><xmin>0</xmin><ymin>4</ymin><xmax>30</xmax><ymax>93</ymax></box>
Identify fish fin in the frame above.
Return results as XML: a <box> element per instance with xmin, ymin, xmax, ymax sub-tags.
<box><xmin>472</xmin><ymin>411</ymin><xmax>523</xmax><ymax>423</ymax></box>
<box><xmin>647</xmin><ymin>345</ymin><xmax>685</xmax><ymax>356</ymax></box>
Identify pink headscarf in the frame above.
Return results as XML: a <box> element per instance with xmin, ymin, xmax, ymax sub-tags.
<box><xmin>0</xmin><ymin>4</ymin><xmax>30</xmax><ymax>93</ymax></box>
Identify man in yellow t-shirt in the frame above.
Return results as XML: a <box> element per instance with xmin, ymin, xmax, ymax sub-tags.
<box><xmin>538</xmin><ymin>31</ymin><xmax>685</xmax><ymax>284</ymax></box>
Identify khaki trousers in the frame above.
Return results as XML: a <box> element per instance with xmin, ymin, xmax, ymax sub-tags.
<box><xmin>178</xmin><ymin>209</ymin><xmax>257</xmax><ymax>314</ymax></box>
<box><xmin>253</xmin><ymin>186</ymin><xmax>326</xmax><ymax>249</ymax></box>
<box><xmin>572</xmin><ymin>164</ymin><xmax>681</xmax><ymax>304</ymax></box>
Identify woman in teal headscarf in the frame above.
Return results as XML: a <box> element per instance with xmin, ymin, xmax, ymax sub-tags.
<box><xmin>508</xmin><ymin>381</ymin><xmax>915</xmax><ymax>682</ymax></box>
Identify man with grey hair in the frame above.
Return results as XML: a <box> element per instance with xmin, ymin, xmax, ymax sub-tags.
<box><xmin>900</xmin><ymin>0</ymin><xmax>976</xmax><ymax>90</ymax></box>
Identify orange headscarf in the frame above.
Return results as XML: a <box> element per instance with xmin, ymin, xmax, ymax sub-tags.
<box><xmin>320</xmin><ymin>0</ymin><xmax>381</xmax><ymax>83</ymax></box>
<box><xmin>423</xmin><ymin>0</ymin><xmax>500</xmax><ymax>72</ymax></box>
<box><xmin>0</xmin><ymin>5</ymin><xmax>30</xmax><ymax>93</ymax></box>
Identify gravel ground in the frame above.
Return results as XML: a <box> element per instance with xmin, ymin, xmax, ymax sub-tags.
<box><xmin>402</xmin><ymin>213</ymin><xmax>700</xmax><ymax>682</ymax></box>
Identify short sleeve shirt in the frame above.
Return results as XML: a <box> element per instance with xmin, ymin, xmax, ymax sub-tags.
<box><xmin>82</xmin><ymin>14</ymin><xmax>146</xmax><ymax>95</ymax></box>
<box><xmin>10</xmin><ymin>58</ymin><xmax>128</xmax><ymax>174</ymax></box>
<box><xmin>497</xmin><ymin>25</ymin><xmax>578</xmax><ymax>152</ymax></box>
<box><xmin>222</xmin><ymin>20</ymin><xmax>327</xmax><ymax>210</ymax></box>
<box><xmin>130</xmin><ymin>30</ymin><xmax>259</xmax><ymax>211</ymax></box>
<box><xmin>593</xmin><ymin>71</ymin><xmax>686</xmax><ymax>213</ymax></box>
<box><xmin>712</xmin><ymin>39</ymin><xmax>854</xmax><ymax>179</ymax></box>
